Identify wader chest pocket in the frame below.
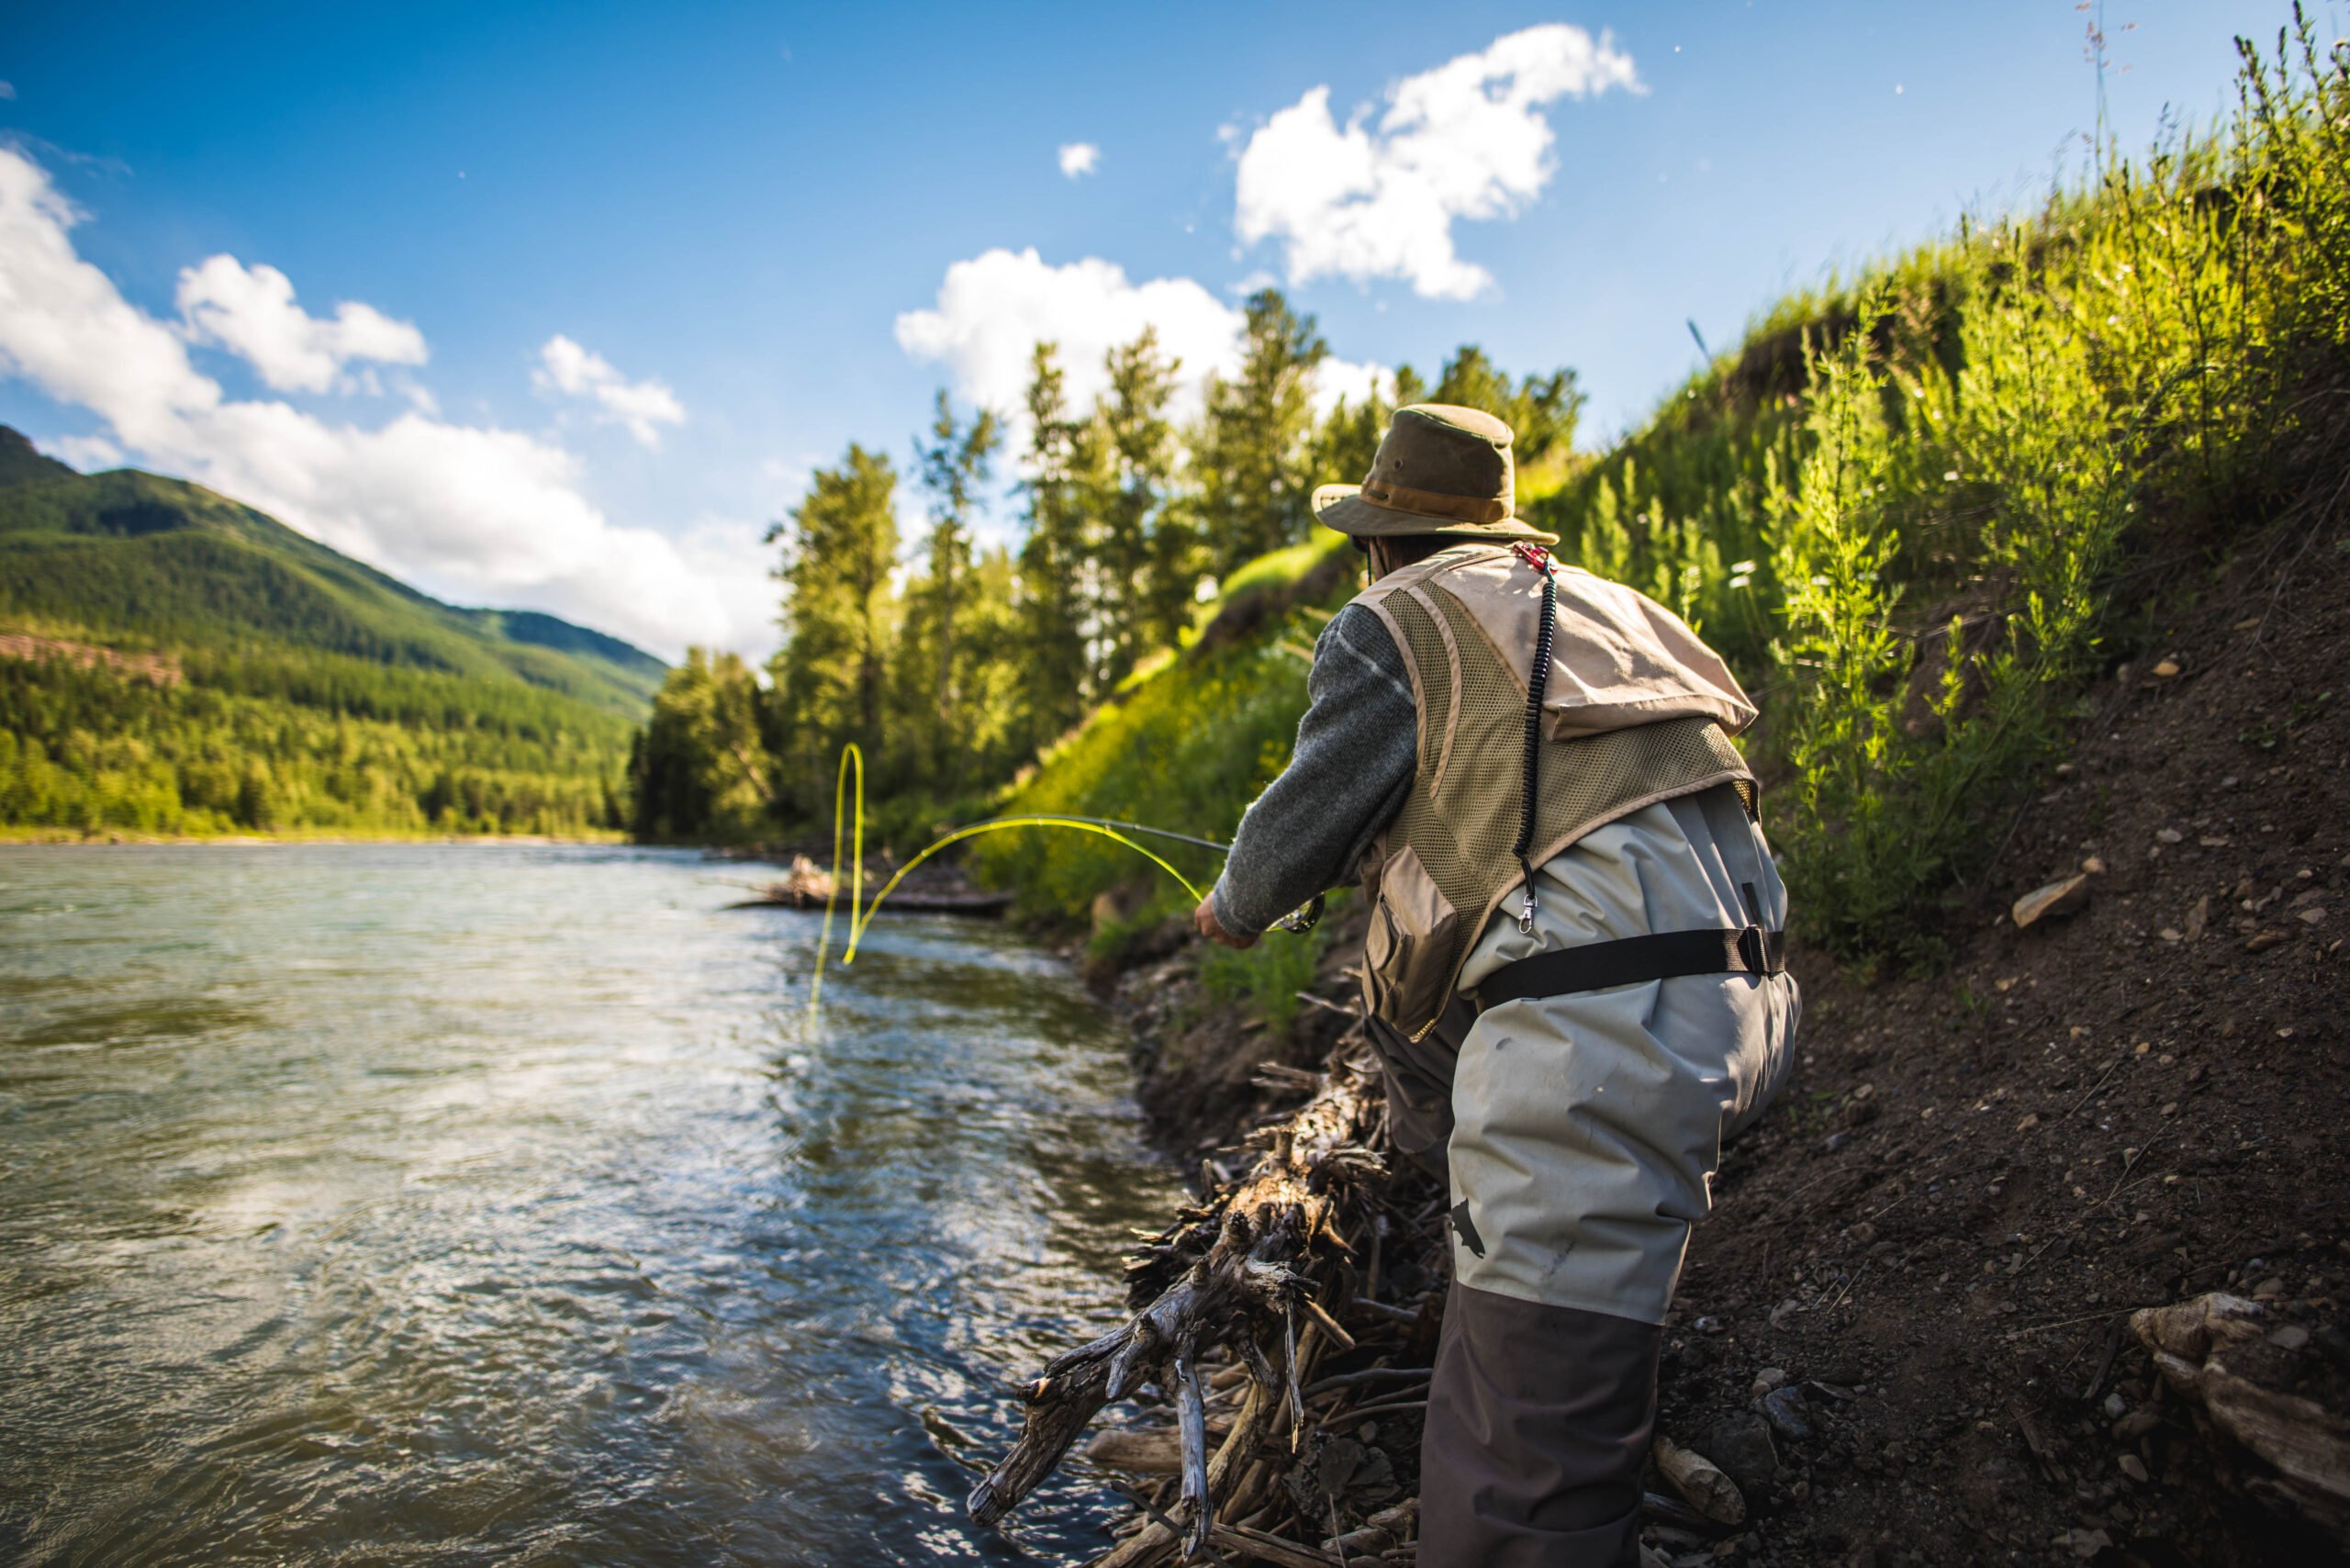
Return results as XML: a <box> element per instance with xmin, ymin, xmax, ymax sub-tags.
<box><xmin>1361</xmin><ymin>845</ymin><xmax>1458</xmax><ymax>1031</ymax></box>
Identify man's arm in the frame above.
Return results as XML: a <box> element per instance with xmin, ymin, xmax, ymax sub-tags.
<box><xmin>1195</xmin><ymin>603</ymin><xmax>1417</xmax><ymax>947</ymax></box>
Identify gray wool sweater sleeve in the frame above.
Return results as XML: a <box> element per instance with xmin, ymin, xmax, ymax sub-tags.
<box><xmin>1209</xmin><ymin>603</ymin><xmax>1418</xmax><ymax>937</ymax></box>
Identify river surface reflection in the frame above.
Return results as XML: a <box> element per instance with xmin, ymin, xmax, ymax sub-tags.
<box><xmin>0</xmin><ymin>844</ymin><xmax>1178</xmax><ymax>1565</ymax></box>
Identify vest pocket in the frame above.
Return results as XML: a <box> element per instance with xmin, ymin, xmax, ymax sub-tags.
<box><xmin>1361</xmin><ymin>844</ymin><xmax>1459</xmax><ymax>1032</ymax></box>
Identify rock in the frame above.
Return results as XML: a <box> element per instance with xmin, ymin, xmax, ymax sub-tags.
<box><xmin>2016</xmin><ymin>1113</ymin><xmax>2042</xmax><ymax>1132</ymax></box>
<box><xmin>2082</xmin><ymin>855</ymin><xmax>2109</xmax><ymax>875</ymax></box>
<box><xmin>1694</xmin><ymin>1316</ymin><xmax>1726</xmax><ymax>1336</ymax></box>
<box><xmin>2114</xmin><ymin>1407</ymin><xmax>2161</xmax><ymax>1440</ymax></box>
<box><xmin>2273</xmin><ymin>1326</ymin><xmax>2313</xmax><ymax>1350</ymax></box>
<box><xmin>2187</xmin><ymin>896</ymin><xmax>2210</xmax><ymax>942</ymax></box>
<box><xmin>2247</xmin><ymin>930</ymin><xmax>2288</xmax><ymax>953</ymax></box>
<box><xmin>2104</xmin><ymin>1391</ymin><xmax>2129</xmax><ymax>1419</ymax></box>
<box><xmin>1751</xmin><ymin>1366</ymin><xmax>1789</xmax><ymax>1398</ymax></box>
<box><xmin>2153</xmin><ymin>658</ymin><xmax>2182</xmax><ymax>678</ymax></box>
<box><xmin>1704</xmin><ymin>1412</ymin><xmax>1780</xmax><ymax>1495</ymax></box>
<box><xmin>2156</xmin><ymin>827</ymin><xmax>2186</xmax><ymax>844</ymax></box>
<box><xmin>2120</xmin><ymin>1452</ymin><xmax>2150</xmax><ymax>1483</ymax></box>
<box><xmin>1761</xmin><ymin>1385</ymin><xmax>1815</xmax><ymax>1442</ymax></box>
<box><xmin>2013</xmin><ymin>874</ymin><xmax>2091</xmax><ymax>929</ymax></box>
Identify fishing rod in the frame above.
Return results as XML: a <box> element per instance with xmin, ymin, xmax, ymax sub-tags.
<box><xmin>805</xmin><ymin>744</ymin><xmax>1319</xmax><ymax>1013</ymax></box>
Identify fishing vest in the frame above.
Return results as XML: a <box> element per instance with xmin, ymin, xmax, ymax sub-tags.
<box><xmin>1349</xmin><ymin>544</ymin><xmax>1761</xmax><ymax>1040</ymax></box>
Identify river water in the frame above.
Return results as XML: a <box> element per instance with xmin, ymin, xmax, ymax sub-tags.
<box><xmin>0</xmin><ymin>844</ymin><xmax>1180</xmax><ymax>1565</ymax></box>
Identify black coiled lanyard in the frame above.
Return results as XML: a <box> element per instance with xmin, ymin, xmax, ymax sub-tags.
<box><xmin>1509</xmin><ymin>542</ymin><xmax>1557</xmax><ymax>934</ymax></box>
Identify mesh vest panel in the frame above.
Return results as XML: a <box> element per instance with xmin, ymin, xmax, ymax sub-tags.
<box><xmin>1359</xmin><ymin>572</ymin><xmax>1754</xmax><ymax>1039</ymax></box>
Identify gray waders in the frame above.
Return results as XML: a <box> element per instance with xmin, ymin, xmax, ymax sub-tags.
<box><xmin>1365</xmin><ymin>782</ymin><xmax>1798</xmax><ymax>1566</ymax></box>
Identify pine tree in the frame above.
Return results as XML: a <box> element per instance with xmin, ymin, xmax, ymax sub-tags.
<box><xmin>1087</xmin><ymin>329</ymin><xmax>1186</xmax><ymax>683</ymax></box>
<box><xmin>1014</xmin><ymin>342</ymin><xmax>1093</xmax><ymax>749</ymax></box>
<box><xmin>1194</xmin><ymin>289</ymin><xmax>1329</xmax><ymax>574</ymax></box>
<box><xmin>768</xmin><ymin>443</ymin><xmax>900</xmax><ymax>801</ymax></box>
<box><xmin>910</xmin><ymin>389</ymin><xmax>1002</xmax><ymax>788</ymax></box>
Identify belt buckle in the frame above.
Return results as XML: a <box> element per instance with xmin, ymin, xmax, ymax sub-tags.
<box><xmin>1737</xmin><ymin>925</ymin><xmax>1765</xmax><ymax>973</ymax></box>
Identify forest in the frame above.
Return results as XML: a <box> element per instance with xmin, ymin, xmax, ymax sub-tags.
<box><xmin>0</xmin><ymin>442</ymin><xmax>656</xmax><ymax>837</ymax></box>
<box><xmin>635</xmin><ymin>21</ymin><xmax>2350</xmax><ymax>970</ymax></box>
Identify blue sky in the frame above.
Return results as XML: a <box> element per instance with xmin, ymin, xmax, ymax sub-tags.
<box><xmin>0</xmin><ymin>1</ymin><xmax>2319</xmax><ymax>658</ymax></box>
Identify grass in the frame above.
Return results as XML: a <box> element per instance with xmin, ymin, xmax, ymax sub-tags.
<box><xmin>980</xmin><ymin>14</ymin><xmax>2350</xmax><ymax>975</ymax></box>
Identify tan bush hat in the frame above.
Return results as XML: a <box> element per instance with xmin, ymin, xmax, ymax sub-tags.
<box><xmin>1311</xmin><ymin>403</ymin><xmax>1558</xmax><ymax>544</ymax></box>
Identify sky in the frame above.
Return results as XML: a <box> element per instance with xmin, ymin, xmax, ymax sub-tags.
<box><xmin>0</xmin><ymin>0</ymin><xmax>2322</xmax><ymax>661</ymax></box>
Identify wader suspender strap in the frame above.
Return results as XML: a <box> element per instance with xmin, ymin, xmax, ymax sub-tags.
<box><xmin>1509</xmin><ymin>543</ymin><xmax>1556</xmax><ymax>935</ymax></box>
<box><xmin>1476</xmin><ymin>924</ymin><xmax>1786</xmax><ymax>1010</ymax></box>
<box><xmin>1483</xmin><ymin>543</ymin><xmax>1784</xmax><ymax>1008</ymax></box>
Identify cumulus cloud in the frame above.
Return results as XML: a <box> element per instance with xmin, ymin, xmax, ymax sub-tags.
<box><xmin>896</xmin><ymin>247</ymin><xmax>1403</xmax><ymax>468</ymax></box>
<box><xmin>532</xmin><ymin>334</ymin><xmax>686</xmax><ymax>449</ymax></box>
<box><xmin>176</xmin><ymin>254</ymin><xmax>428</xmax><ymax>392</ymax></box>
<box><xmin>1233</xmin><ymin>24</ymin><xmax>1639</xmax><ymax>299</ymax></box>
<box><xmin>895</xmin><ymin>247</ymin><xmax>1246</xmax><ymax>422</ymax></box>
<box><xmin>1058</xmin><ymin>141</ymin><xmax>1100</xmax><ymax>179</ymax></box>
<box><xmin>46</xmin><ymin>433</ymin><xmax>124</xmax><ymax>471</ymax></box>
<box><xmin>0</xmin><ymin>147</ymin><xmax>726</xmax><ymax>657</ymax></box>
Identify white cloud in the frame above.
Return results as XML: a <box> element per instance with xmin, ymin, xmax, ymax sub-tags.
<box><xmin>895</xmin><ymin>247</ymin><xmax>1245</xmax><ymax>423</ymax></box>
<box><xmin>46</xmin><ymin>433</ymin><xmax>124</xmax><ymax>471</ymax></box>
<box><xmin>896</xmin><ymin>247</ymin><xmax>1401</xmax><ymax>464</ymax></box>
<box><xmin>532</xmin><ymin>334</ymin><xmax>686</xmax><ymax>449</ymax></box>
<box><xmin>1058</xmin><ymin>141</ymin><xmax>1101</xmax><ymax>179</ymax></box>
<box><xmin>1233</xmin><ymin>24</ymin><xmax>1639</xmax><ymax>299</ymax></box>
<box><xmin>0</xmin><ymin>147</ymin><xmax>727</xmax><ymax>658</ymax></box>
<box><xmin>1312</xmin><ymin>357</ymin><xmax>1395</xmax><ymax>420</ymax></box>
<box><xmin>176</xmin><ymin>254</ymin><xmax>428</xmax><ymax>393</ymax></box>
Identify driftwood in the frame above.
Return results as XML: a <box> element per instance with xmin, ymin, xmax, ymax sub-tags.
<box><xmin>1652</xmin><ymin>1433</ymin><xmax>1745</xmax><ymax>1525</ymax></box>
<box><xmin>2133</xmin><ymin>1292</ymin><xmax>2350</xmax><ymax>1540</ymax></box>
<box><xmin>968</xmin><ymin>1044</ymin><xmax>1397</xmax><ymax>1561</ymax></box>
<box><xmin>722</xmin><ymin>854</ymin><xmax>1014</xmax><ymax>915</ymax></box>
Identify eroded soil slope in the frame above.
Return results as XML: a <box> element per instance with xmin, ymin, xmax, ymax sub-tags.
<box><xmin>1097</xmin><ymin>524</ymin><xmax>2350</xmax><ymax>1566</ymax></box>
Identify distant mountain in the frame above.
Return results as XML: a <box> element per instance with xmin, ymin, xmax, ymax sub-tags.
<box><xmin>0</xmin><ymin>429</ymin><xmax>665</xmax><ymax>711</ymax></box>
<box><xmin>0</xmin><ymin>428</ymin><xmax>675</xmax><ymax>836</ymax></box>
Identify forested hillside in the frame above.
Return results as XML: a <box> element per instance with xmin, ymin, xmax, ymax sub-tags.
<box><xmin>976</xmin><ymin>22</ymin><xmax>2349</xmax><ymax>972</ymax></box>
<box><xmin>0</xmin><ymin>430</ymin><xmax>664</xmax><ymax>836</ymax></box>
<box><xmin>638</xmin><ymin>18</ymin><xmax>2345</xmax><ymax>977</ymax></box>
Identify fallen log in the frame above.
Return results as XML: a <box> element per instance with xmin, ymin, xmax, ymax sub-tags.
<box><xmin>2132</xmin><ymin>1293</ymin><xmax>2350</xmax><ymax>1541</ymax></box>
<box><xmin>967</xmin><ymin>1043</ymin><xmax>1393</xmax><ymax>1560</ymax></box>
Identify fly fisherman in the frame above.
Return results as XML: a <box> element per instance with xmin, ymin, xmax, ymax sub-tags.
<box><xmin>1193</xmin><ymin>404</ymin><xmax>1797</xmax><ymax>1567</ymax></box>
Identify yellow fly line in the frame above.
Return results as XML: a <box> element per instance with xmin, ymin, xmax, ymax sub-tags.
<box><xmin>807</xmin><ymin>743</ymin><xmax>1215</xmax><ymax>1011</ymax></box>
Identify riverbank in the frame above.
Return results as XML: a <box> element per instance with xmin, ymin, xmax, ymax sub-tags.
<box><xmin>0</xmin><ymin>826</ymin><xmax>630</xmax><ymax>846</ymax></box>
<box><xmin>1049</xmin><ymin>521</ymin><xmax>2350</xmax><ymax>1566</ymax></box>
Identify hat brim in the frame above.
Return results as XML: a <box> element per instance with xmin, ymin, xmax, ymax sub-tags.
<box><xmin>1311</xmin><ymin>484</ymin><xmax>1558</xmax><ymax>545</ymax></box>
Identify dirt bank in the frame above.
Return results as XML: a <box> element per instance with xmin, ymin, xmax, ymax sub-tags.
<box><xmin>1080</xmin><ymin>521</ymin><xmax>2350</xmax><ymax>1566</ymax></box>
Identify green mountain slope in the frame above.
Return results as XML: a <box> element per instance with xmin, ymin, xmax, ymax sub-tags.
<box><xmin>0</xmin><ymin>428</ymin><xmax>668</xmax><ymax>837</ymax></box>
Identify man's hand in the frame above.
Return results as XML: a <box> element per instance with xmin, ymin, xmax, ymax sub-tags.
<box><xmin>1193</xmin><ymin>894</ymin><xmax>1258</xmax><ymax>949</ymax></box>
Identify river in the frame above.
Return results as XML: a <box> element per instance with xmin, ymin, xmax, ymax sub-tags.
<box><xmin>0</xmin><ymin>844</ymin><xmax>1180</xmax><ymax>1565</ymax></box>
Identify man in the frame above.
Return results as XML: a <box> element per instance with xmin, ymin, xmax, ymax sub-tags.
<box><xmin>1193</xmin><ymin>404</ymin><xmax>1797</xmax><ymax>1567</ymax></box>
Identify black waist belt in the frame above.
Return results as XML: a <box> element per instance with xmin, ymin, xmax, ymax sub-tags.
<box><xmin>1477</xmin><ymin>925</ymin><xmax>1786</xmax><ymax>1010</ymax></box>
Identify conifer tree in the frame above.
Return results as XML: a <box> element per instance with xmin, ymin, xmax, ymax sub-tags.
<box><xmin>1014</xmin><ymin>343</ymin><xmax>1092</xmax><ymax>748</ymax></box>
<box><xmin>911</xmin><ymin>389</ymin><xmax>1002</xmax><ymax>787</ymax></box>
<box><xmin>768</xmin><ymin>443</ymin><xmax>900</xmax><ymax>799</ymax></box>
<box><xmin>1193</xmin><ymin>289</ymin><xmax>1328</xmax><ymax>574</ymax></box>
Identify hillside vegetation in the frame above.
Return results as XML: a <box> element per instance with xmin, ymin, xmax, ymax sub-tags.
<box><xmin>0</xmin><ymin>430</ymin><xmax>663</xmax><ymax>836</ymax></box>
<box><xmin>957</xmin><ymin>17</ymin><xmax>2349</xmax><ymax>974</ymax></box>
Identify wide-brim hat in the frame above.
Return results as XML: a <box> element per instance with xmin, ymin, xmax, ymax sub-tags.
<box><xmin>1311</xmin><ymin>403</ymin><xmax>1558</xmax><ymax>544</ymax></box>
